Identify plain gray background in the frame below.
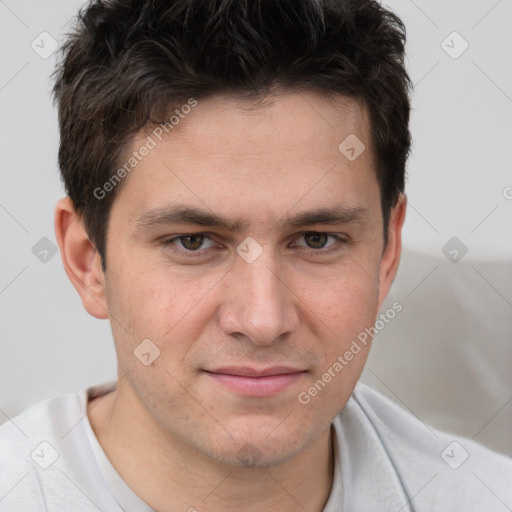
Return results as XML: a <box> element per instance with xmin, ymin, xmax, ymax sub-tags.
<box><xmin>1</xmin><ymin>0</ymin><xmax>511</xmax><ymax>456</ymax></box>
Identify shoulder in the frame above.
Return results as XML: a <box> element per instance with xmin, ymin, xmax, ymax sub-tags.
<box><xmin>0</xmin><ymin>389</ymin><xmax>85</xmax><ymax>461</ymax></box>
<box><xmin>0</xmin><ymin>382</ymin><xmax>117</xmax><ymax>511</ymax></box>
<box><xmin>347</xmin><ymin>382</ymin><xmax>512</xmax><ymax>510</ymax></box>
<box><xmin>0</xmin><ymin>391</ymin><xmax>83</xmax><ymax>509</ymax></box>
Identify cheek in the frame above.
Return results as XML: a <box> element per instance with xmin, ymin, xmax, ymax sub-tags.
<box><xmin>297</xmin><ymin>261</ymin><xmax>380</xmax><ymax>334</ymax></box>
<box><xmin>105</xmin><ymin>262</ymin><xmax>219</xmax><ymax>362</ymax></box>
<box><xmin>295</xmin><ymin>271</ymin><xmax>378</xmax><ymax>417</ymax></box>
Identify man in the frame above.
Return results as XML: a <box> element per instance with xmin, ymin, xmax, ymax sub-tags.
<box><xmin>1</xmin><ymin>0</ymin><xmax>511</xmax><ymax>510</ymax></box>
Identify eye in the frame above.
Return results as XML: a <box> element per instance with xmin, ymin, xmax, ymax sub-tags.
<box><xmin>165</xmin><ymin>234</ymin><xmax>217</xmax><ymax>252</ymax></box>
<box><xmin>294</xmin><ymin>232</ymin><xmax>341</xmax><ymax>250</ymax></box>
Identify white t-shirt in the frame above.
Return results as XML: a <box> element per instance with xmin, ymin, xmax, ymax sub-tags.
<box><xmin>1</xmin><ymin>381</ymin><xmax>510</xmax><ymax>511</ymax></box>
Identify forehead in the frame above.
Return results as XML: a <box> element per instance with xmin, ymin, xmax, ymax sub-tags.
<box><xmin>112</xmin><ymin>90</ymin><xmax>378</xmax><ymax>227</ymax></box>
<box><xmin>163</xmin><ymin>90</ymin><xmax>371</xmax><ymax>160</ymax></box>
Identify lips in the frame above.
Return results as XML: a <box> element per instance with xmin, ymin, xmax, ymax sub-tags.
<box><xmin>208</xmin><ymin>366</ymin><xmax>303</xmax><ymax>377</ymax></box>
<box><xmin>203</xmin><ymin>366</ymin><xmax>307</xmax><ymax>396</ymax></box>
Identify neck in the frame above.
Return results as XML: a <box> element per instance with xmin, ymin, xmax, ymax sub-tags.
<box><xmin>87</xmin><ymin>382</ymin><xmax>334</xmax><ymax>512</ymax></box>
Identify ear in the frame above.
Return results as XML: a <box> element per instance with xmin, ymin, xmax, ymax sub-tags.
<box><xmin>54</xmin><ymin>197</ymin><xmax>109</xmax><ymax>319</ymax></box>
<box><xmin>376</xmin><ymin>194</ymin><xmax>407</xmax><ymax>311</ymax></box>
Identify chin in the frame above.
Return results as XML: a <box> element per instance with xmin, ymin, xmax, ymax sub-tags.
<box><xmin>200</xmin><ymin>421</ymin><xmax>311</xmax><ymax>469</ymax></box>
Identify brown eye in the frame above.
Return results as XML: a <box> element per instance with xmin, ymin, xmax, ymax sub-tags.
<box><xmin>303</xmin><ymin>232</ymin><xmax>328</xmax><ymax>249</ymax></box>
<box><xmin>293</xmin><ymin>232</ymin><xmax>346</xmax><ymax>255</ymax></box>
<box><xmin>178</xmin><ymin>234</ymin><xmax>205</xmax><ymax>250</ymax></box>
<box><xmin>161</xmin><ymin>233</ymin><xmax>220</xmax><ymax>260</ymax></box>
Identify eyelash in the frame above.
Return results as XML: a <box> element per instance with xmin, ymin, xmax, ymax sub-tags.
<box><xmin>160</xmin><ymin>232</ymin><xmax>348</xmax><ymax>259</ymax></box>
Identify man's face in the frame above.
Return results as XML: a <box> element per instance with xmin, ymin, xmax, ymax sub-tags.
<box><xmin>101</xmin><ymin>91</ymin><xmax>397</xmax><ymax>466</ymax></box>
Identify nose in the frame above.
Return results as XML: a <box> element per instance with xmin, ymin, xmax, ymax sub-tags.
<box><xmin>218</xmin><ymin>249</ymin><xmax>299</xmax><ymax>346</ymax></box>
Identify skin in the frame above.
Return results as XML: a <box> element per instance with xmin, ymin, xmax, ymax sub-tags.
<box><xmin>55</xmin><ymin>90</ymin><xmax>406</xmax><ymax>512</ymax></box>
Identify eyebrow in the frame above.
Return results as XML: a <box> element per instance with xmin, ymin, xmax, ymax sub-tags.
<box><xmin>135</xmin><ymin>203</ymin><xmax>367</xmax><ymax>232</ymax></box>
